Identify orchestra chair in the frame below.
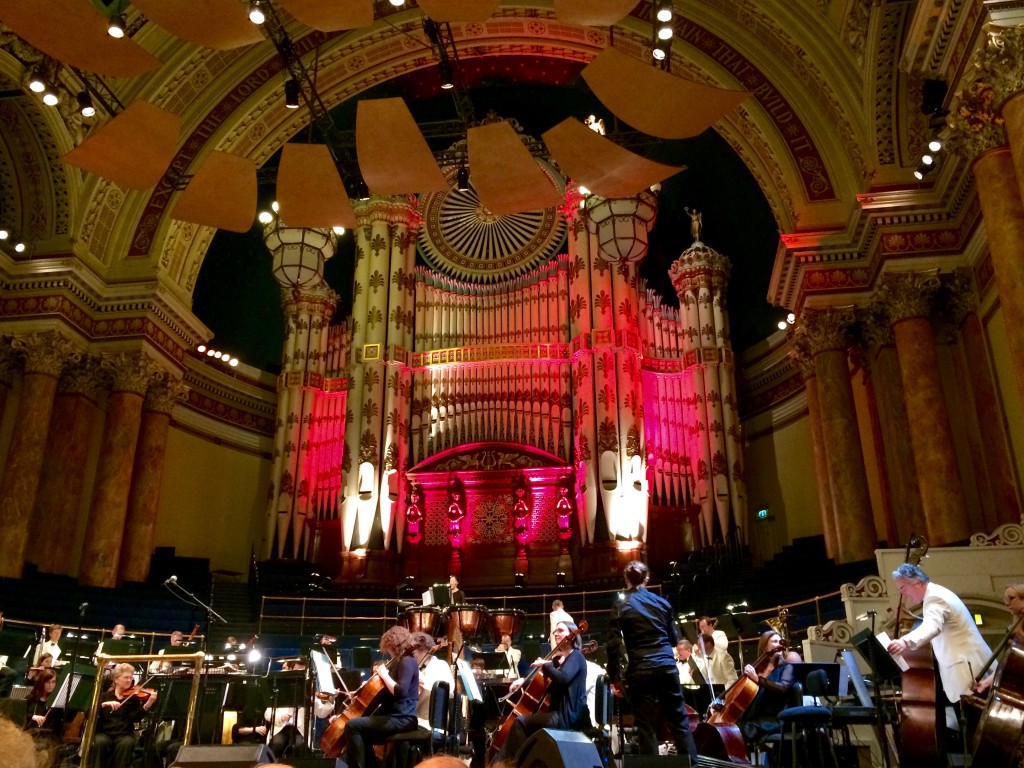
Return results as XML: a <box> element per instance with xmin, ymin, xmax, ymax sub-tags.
<box><xmin>384</xmin><ymin>680</ymin><xmax>450</xmax><ymax>768</ymax></box>
<box><xmin>776</xmin><ymin>670</ymin><xmax>840</xmax><ymax>768</ymax></box>
<box><xmin>582</xmin><ymin>674</ymin><xmax>613</xmax><ymax>763</ymax></box>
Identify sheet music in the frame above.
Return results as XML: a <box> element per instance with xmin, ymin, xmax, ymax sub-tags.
<box><xmin>310</xmin><ymin>649</ymin><xmax>335</xmax><ymax>695</ymax></box>
<box><xmin>875</xmin><ymin>631</ymin><xmax>909</xmax><ymax>672</ymax></box>
<box><xmin>456</xmin><ymin>659</ymin><xmax>483</xmax><ymax>703</ymax></box>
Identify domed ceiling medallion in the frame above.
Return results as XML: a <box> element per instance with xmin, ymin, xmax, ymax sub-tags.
<box><xmin>417</xmin><ymin>161</ymin><xmax>567</xmax><ymax>283</ymax></box>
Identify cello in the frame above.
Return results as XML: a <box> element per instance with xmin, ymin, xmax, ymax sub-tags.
<box><xmin>487</xmin><ymin>620</ymin><xmax>588</xmax><ymax>761</ymax></box>
<box><xmin>693</xmin><ymin>627</ymin><xmax>752</xmax><ymax>764</ymax></box>
<box><xmin>319</xmin><ymin>653</ymin><xmax>402</xmax><ymax>758</ymax></box>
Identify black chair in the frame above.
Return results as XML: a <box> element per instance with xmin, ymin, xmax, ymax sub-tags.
<box><xmin>777</xmin><ymin>669</ymin><xmax>840</xmax><ymax>768</ymax></box>
<box><xmin>583</xmin><ymin>674</ymin><xmax>612</xmax><ymax>762</ymax></box>
<box><xmin>385</xmin><ymin>680</ymin><xmax>451</xmax><ymax>768</ymax></box>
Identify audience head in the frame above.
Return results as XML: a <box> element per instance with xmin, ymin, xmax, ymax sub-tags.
<box><xmin>413</xmin><ymin>757</ymin><xmax>468</xmax><ymax>768</ymax></box>
<box><xmin>0</xmin><ymin>716</ymin><xmax>49</xmax><ymax>767</ymax></box>
<box><xmin>623</xmin><ymin>560</ymin><xmax>649</xmax><ymax>588</ymax></box>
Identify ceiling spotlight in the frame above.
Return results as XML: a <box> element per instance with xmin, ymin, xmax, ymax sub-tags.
<box><xmin>928</xmin><ymin>138</ymin><xmax>942</xmax><ymax>152</ymax></box>
<box><xmin>248</xmin><ymin>0</ymin><xmax>266</xmax><ymax>25</ymax></box>
<box><xmin>26</xmin><ymin>68</ymin><xmax>46</xmax><ymax>93</ymax></box>
<box><xmin>197</xmin><ymin>345</ymin><xmax>207</xmax><ymax>353</ymax></box>
<box><xmin>652</xmin><ymin>43</ymin><xmax>668</xmax><ymax>61</ymax></box>
<box><xmin>656</xmin><ymin>6</ymin><xmax>673</xmax><ymax>23</ymax></box>
<box><xmin>913</xmin><ymin>163</ymin><xmax>933</xmax><ymax>180</ymax></box>
<box><xmin>921</xmin><ymin>153</ymin><xmax>933</xmax><ymax>165</ymax></box>
<box><xmin>206</xmin><ymin>349</ymin><xmax>216</xmax><ymax>357</ymax></box>
<box><xmin>389</xmin><ymin>0</ymin><xmax>405</xmax><ymax>6</ymax></box>
<box><xmin>258</xmin><ymin>210</ymin><xmax>274</xmax><ymax>224</ymax></box>
<box><xmin>0</xmin><ymin>229</ymin><xmax>7</xmax><ymax>240</ymax></box>
<box><xmin>271</xmin><ymin>200</ymin><xmax>279</xmax><ymax>212</ymax></box>
<box><xmin>439</xmin><ymin>59</ymin><xmax>454</xmax><ymax>90</ymax></box>
<box><xmin>14</xmin><ymin>242</ymin><xmax>26</xmax><ymax>253</ymax></box>
<box><xmin>77</xmin><ymin>91</ymin><xmax>95</xmax><ymax>118</ymax></box>
<box><xmin>657</xmin><ymin>24</ymin><xmax>674</xmax><ymax>40</ymax></box>
<box><xmin>786</xmin><ymin>312</ymin><xmax>796</xmax><ymax>324</ymax></box>
<box><xmin>455</xmin><ymin>165</ymin><xmax>470</xmax><ymax>192</ymax></box>
<box><xmin>107</xmin><ymin>14</ymin><xmax>126</xmax><ymax>38</ymax></box>
<box><xmin>42</xmin><ymin>87</ymin><xmax>59</xmax><ymax>107</ymax></box>
<box><xmin>777</xmin><ymin>321</ymin><xmax>788</xmax><ymax>331</ymax></box>
<box><xmin>332</xmin><ymin>226</ymin><xmax>345</xmax><ymax>235</ymax></box>
<box><xmin>284</xmin><ymin>79</ymin><xmax>300</xmax><ymax>109</ymax></box>
<box><xmin>229</xmin><ymin>358</ymin><xmax>239</xmax><ymax>367</ymax></box>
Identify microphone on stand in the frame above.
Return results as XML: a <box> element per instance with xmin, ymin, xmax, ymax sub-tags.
<box><xmin>163</xmin><ymin>575</ymin><xmax>178</xmax><ymax>586</ymax></box>
<box><xmin>79</xmin><ymin>602</ymin><xmax>89</xmax><ymax>614</ymax></box>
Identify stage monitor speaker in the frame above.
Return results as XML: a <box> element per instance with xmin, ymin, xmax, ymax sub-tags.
<box><xmin>170</xmin><ymin>744</ymin><xmax>274</xmax><ymax>768</ymax></box>
<box><xmin>623</xmin><ymin>756</ymin><xmax>692</xmax><ymax>768</ymax></box>
<box><xmin>515</xmin><ymin>728</ymin><xmax>602</xmax><ymax>768</ymax></box>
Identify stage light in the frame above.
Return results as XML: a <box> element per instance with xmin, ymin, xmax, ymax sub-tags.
<box><xmin>928</xmin><ymin>138</ymin><xmax>942</xmax><ymax>152</ymax></box>
<box><xmin>332</xmin><ymin>226</ymin><xmax>345</xmax><ymax>235</ymax></box>
<box><xmin>229</xmin><ymin>358</ymin><xmax>239</xmax><ymax>367</ymax></box>
<box><xmin>658</xmin><ymin>24</ymin><xmax>674</xmax><ymax>40</ymax></box>
<box><xmin>777</xmin><ymin>321</ymin><xmax>788</xmax><ymax>331</ymax></box>
<box><xmin>108</xmin><ymin>14</ymin><xmax>126</xmax><ymax>38</ymax></box>
<box><xmin>248</xmin><ymin>0</ymin><xmax>266</xmax><ymax>25</ymax></box>
<box><xmin>77</xmin><ymin>91</ymin><xmax>95</xmax><ymax>117</ymax></box>
<box><xmin>271</xmin><ymin>200</ymin><xmax>279</xmax><ymax>212</ymax></box>
<box><xmin>0</xmin><ymin>229</ymin><xmax>8</xmax><ymax>240</ymax></box>
<box><xmin>455</xmin><ymin>165</ymin><xmax>470</xmax><ymax>192</ymax></box>
<box><xmin>14</xmin><ymin>242</ymin><xmax>26</xmax><ymax>253</ymax></box>
<box><xmin>786</xmin><ymin>312</ymin><xmax>796</xmax><ymax>324</ymax></box>
<box><xmin>389</xmin><ymin>0</ymin><xmax>405</xmax><ymax>5</ymax></box>
<box><xmin>653</xmin><ymin>43</ymin><xmax>668</xmax><ymax>61</ymax></box>
<box><xmin>922</xmin><ymin>153</ymin><xmax>934</xmax><ymax>165</ymax></box>
<box><xmin>258</xmin><ymin>211</ymin><xmax>274</xmax><ymax>224</ymax></box>
<box><xmin>26</xmin><ymin>68</ymin><xmax>46</xmax><ymax>93</ymax></box>
<box><xmin>42</xmin><ymin>87</ymin><xmax>59</xmax><ymax>106</ymax></box>
<box><xmin>657</xmin><ymin>6</ymin><xmax>673</xmax><ymax>22</ymax></box>
<box><xmin>439</xmin><ymin>59</ymin><xmax>454</xmax><ymax>90</ymax></box>
<box><xmin>197</xmin><ymin>345</ymin><xmax>207</xmax><ymax>353</ymax></box>
<box><xmin>284</xmin><ymin>78</ymin><xmax>300</xmax><ymax>109</ymax></box>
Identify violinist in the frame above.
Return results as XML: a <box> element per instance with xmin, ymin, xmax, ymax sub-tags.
<box><xmin>93</xmin><ymin>662</ymin><xmax>158</xmax><ymax>768</ymax></box>
<box><xmin>24</xmin><ymin>667</ymin><xmax>62</xmax><ymax>741</ymax></box>
<box><xmin>494</xmin><ymin>621</ymin><xmax>588</xmax><ymax>762</ymax></box>
<box><xmin>148</xmin><ymin>630</ymin><xmax>184</xmax><ymax>674</ymax></box>
<box><xmin>738</xmin><ymin>631</ymin><xmax>801</xmax><ymax>744</ymax></box>
<box><xmin>27</xmin><ymin>652</ymin><xmax>54</xmax><ymax>682</ymax></box>
<box><xmin>607</xmin><ymin>560</ymin><xmax>698</xmax><ymax>761</ymax></box>
<box><xmin>341</xmin><ymin>625</ymin><xmax>426</xmax><ymax>768</ymax></box>
<box><xmin>413</xmin><ymin>632</ymin><xmax>454</xmax><ymax>727</ymax></box>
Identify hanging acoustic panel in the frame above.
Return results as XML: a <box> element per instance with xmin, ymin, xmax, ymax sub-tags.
<box><xmin>543</xmin><ymin>118</ymin><xmax>684</xmax><ymax>198</ymax></box>
<box><xmin>61</xmin><ymin>101</ymin><xmax>180</xmax><ymax>189</ymax></box>
<box><xmin>277</xmin><ymin>143</ymin><xmax>356</xmax><ymax>229</ymax></box>
<box><xmin>173</xmin><ymin>151</ymin><xmax>257</xmax><ymax>233</ymax></box>
<box><xmin>467</xmin><ymin>120</ymin><xmax>563</xmax><ymax>217</ymax></box>
<box><xmin>0</xmin><ymin>0</ymin><xmax>161</xmax><ymax>76</ymax></box>
<box><xmin>553</xmin><ymin>0</ymin><xmax>636</xmax><ymax>27</ymax></box>
<box><xmin>582</xmin><ymin>47</ymin><xmax>749</xmax><ymax>140</ymax></box>
<box><xmin>132</xmin><ymin>0</ymin><xmax>264</xmax><ymax>50</ymax></box>
<box><xmin>416</xmin><ymin>0</ymin><xmax>501</xmax><ymax>22</ymax></box>
<box><xmin>356</xmin><ymin>98</ymin><xmax>448</xmax><ymax>195</ymax></box>
<box><xmin>276</xmin><ymin>0</ymin><xmax>374</xmax><ymax>32</ymax></box>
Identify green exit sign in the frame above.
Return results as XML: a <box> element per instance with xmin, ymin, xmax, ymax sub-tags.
<box><xmin>756</xmin><ymin>507</ymin><xmax>773</xmax><ymax>521</ymax></box>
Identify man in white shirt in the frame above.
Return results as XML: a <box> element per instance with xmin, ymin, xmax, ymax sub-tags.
<box><xmin>33</xmin><ymin>625</ymin><xmax>63</xmax><ymax>666</ymax></box>
<box><xmin>149</xmin><ymin>631</ymin><xmax>184</xmax><ymax>674</ymax></box>
<box><xmin>675</xmin><ymin>640</ymin><xmax>703</xmax><ymax>686</ymax></box>
<box><xmin>417</xmin><ymin>652</ymin><xmax>455</xmax><ymax>728</ymax></box>
<box><xmin>698</xmin><ymin>616</ymin><xmax>729</xmax><ymax>655</ymax></box>
<box><xmin>549</xmin><ymin>600</ymin><xmax>573</xmax><ymax>650</ymax></box>
<box><xmin>495</xmin><ymin>633</ymin><xmax>521</xmax><ymax>677</ymax></box>
<box><xmin>693</xmin><ymin>634</ymin><xmax>738</xmax><ymax>688</ymax></box>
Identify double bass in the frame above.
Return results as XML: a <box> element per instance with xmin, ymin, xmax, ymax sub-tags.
<box><xmin>969</xmin><ymin>612</ymin><xmax>1024</xmax><ymax>766</ymax></box>
<box><xmin>487</xmin><ymin>620</ymin><xmax>588</xmax><ymax>761</ymax></box>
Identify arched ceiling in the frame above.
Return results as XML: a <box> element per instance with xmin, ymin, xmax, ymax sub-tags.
<box><xmin>1</xmin><ymin>1</ymin><xmax>905</xmax><ymax>357</ymax></box>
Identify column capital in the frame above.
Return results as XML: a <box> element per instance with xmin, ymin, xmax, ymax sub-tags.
<box><xmin>947</xmin><ymin>73</ymin><xmax>1008</xmax><ymax>161</ymax></box>
<box><xmin>0</xmin><ymin>339</ymin><xmax>20</xmax><ymax>387</ymax></box>
<box><xmin>12</xmin><ymin>331</ymin><xmax>81</xmax><ymax>377</ymax></box>
<box><xmin>941</xmin><ymin>268</ymin><xmax>979</xmax><ymax>327</ymax></box>
<box><xmin>977</xmin><ymin>23</ymin><xmax>1024</xmax><ymax>108</ymax></box>
<box><xmin>859</xmin><ymin>304</ymin><xmax>895</xmax><ymax>350</ymax></box>
<box><xmin>101</xmin><ymin>353</ymin><xmax>164</xmax><ymax>395</ymax></box>
<box><xmin>879</xmin><ymin>271</ymin><xmax>941</xmax><ymax>324</ymax></box>
<box><xmin>786</xmin><ymin>338</ymin><xmax>816</xmax><ymax>380</ymax></box>
<box><xmin>144</xmin><ymin>379</ymin><xmax>189</xmax><ymax>414</ymax></box>
<box><xmin>796</xmin><ymin>307</ymin><xmax>857</xmax><ymax>355</ymax></box>
<box><xmin>58</xmin><ymin>356</ymin><xmax>109</xmax><ymax>402</ymax></box>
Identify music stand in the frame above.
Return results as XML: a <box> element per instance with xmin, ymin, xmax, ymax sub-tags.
<box><xmin>455</xmin><ymin>659</ymin><xmax>483</xmax><ymax>704</ymax></box>
<box><xmin>787</xmin><ymin>662</ymin><xmax>842</xmax><ymax>697</ymax></box>
<box><xmin>850</xmin><ymin>629</ymin><xmax>903</xmax><ymax>685</ymax></box>
<box><xmin>476</xmin><ymin>651</ymin><xmax>514</xmax><ymax>677</ymax></box>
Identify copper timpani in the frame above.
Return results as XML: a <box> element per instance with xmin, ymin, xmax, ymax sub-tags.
<box><xmin>400</xmin><ymin>606</ymin><xmax>442</xmax><ymax>636</ymax></box>
<box><xmin>446</xmin><ymin>604</ymin><xmax>489</xmax><ymax>639</ymax></box>
<box><xmin>489</xmin><ymin>608</ymin><xmax>527</xmax><ymax>643</ymax></box>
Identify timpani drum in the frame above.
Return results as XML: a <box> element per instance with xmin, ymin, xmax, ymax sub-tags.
<box><xmin>400</xmin><ymin>606</ymin><xmax>442</xmax><ymax>636</ymax></box>
<box><xmin>446</xmin><ymin>604</ymin><xmax>489</xmax><ymax>639</ymax></box>
<box><xmin>489</xmin><ymin>608</ymin><xmax>527</xmax><ymax>643</ymax></box>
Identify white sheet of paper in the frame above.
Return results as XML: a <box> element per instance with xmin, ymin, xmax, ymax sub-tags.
<box><xmin>875</xmin><ymin>631</ymin><xmax>910</xmax><ymax>671</ymax></box>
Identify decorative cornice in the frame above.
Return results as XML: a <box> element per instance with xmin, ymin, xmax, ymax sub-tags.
<box><xmin>969</xmin><ymin>521</ymin><xmax>1023</xmax><ymax>546</ymax></box>
<box><xmin>947</xmin><ymin>71</ymin><xmax>1008</xmax><ymax>160</ymax></box>
<box><xmin>840</xmin><ymin>574</ymin><xmax>889</xmax><ymax>599</ymax></box>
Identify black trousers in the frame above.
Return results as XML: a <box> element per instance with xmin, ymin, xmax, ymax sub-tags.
<box><xmin>626</xmin><ymin>668</ymin><xmax>699</xmax><ymax>759</ymax></box>
<box><xmin>344</xmin><ymin>714</ymin><xmax>417</xmax><ymax>768</ymax></box>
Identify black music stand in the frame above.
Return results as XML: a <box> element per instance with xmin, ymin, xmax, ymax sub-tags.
<box><xmin>850</xmin><ymin>629</ymin><xmax>903</xmax><ymax>685</ymax></box>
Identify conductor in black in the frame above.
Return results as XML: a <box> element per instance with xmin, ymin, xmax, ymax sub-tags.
<box><xmin>608</xmin><ymin>560</ymin><xmax>699</xmax><ymax>761</ymax></box>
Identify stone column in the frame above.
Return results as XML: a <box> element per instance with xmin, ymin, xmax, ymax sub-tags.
<box><xmin>859</xmin><ymin>311</ymin><xmax>924</xmax><ymax>544</ymax></box>
<box><xmin>29</xmin><ymin>358</ymin><xmax>107</xmax><ymax>574</ymax></box>
<box><xmin>0</xmin><ymin>331</ymin><xmax>79</xmax><ymax>578</ymax></box>
<box><xmin>79</xmin><ymin>353</ymin><xmax>160</xmax><ymax>587</ymax></box>
<box><xmin>981</xmin><ymin>25</ymin><xmax>1024</xmax><ymax>204</ymax></box>
<box><xmin>788</xmin><ymin>345</ymin><xmax>837</xmax><ymax>559</ymax></box>
<box><xmin>948</xmin><ymin>270</ymin><xmax>1022</xmax><ymax>527</ymax></box>
<box><xmin>882</xmin><ymin>272</ymin><xmax>970</xmax><ymax>545</ymax></box>
<box><xmin>947</xmin><ymin>46</ymin><xmax>1024</xmax><ymax>402</ymax></box>
<box><xmin>0</xmin><ymin>340</ymin><xmax>20</xmax><ymax>421</ymax></box>
<box><xmin>800</xmin><ymin>310</ymin><xmax>876</xmax><ymax>563</ymax></box>
<box><xmin>118</xmin><ymin>379</ymin><xmax>189</xmax><ymax>583</ymax></box>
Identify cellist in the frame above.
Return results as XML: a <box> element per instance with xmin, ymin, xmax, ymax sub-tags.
<box><xmin>737</xmin><ymin>630</ymin><xmax>801</xmax><ymax>744</ymax></box>
<box><xmin>341</xmin><ymin>626</ymin><xmax>431</xmax><ymax>768</ymax></box>
<box><xmin>493</xmin><ymin>621</ymin><xmax>588</xmax><ymax>761</ymax></box>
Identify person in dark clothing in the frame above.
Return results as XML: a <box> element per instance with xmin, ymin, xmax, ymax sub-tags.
<box><xmin>495</xmin><ymin>620</ymin><xmax>588</xmax><ymax>762</ymax></box>
<box><xmin>342</xmin><ymin>626</ymin><xmax>428</xmax><ymax>768</ymax></box>
<box><xmin>608</xmin><ymin>560</ymin><xmax>699</xmax><ymax>761</ymax></box>
<box><xmin>92</xmin><ymin>662</ymin><xmax>158</xmax><ymax>768</ymax></box>
<box><xmin>738</xmin><ymin>630</ymin><xmax>801</xmax><ymax>743</ymax></box>
<box><xmin>24</xmin><ymin>668</ymin><xmax>63</xmax><ymax>742</ymax></box>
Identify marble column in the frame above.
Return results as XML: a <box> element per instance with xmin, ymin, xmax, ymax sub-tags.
<box><xmin>79</xmin><ymin>353</ymin><xmax>160</xmax><ymax>587</ymax></box>
<box><xmin>860</xmin><ymin>310</ymin><xmax>923</xmax><ymax>545</ymax></box>
<box><xmin>981</xmin><ymin>25</ymin><xmax>1024</xmax><ymax>205</ymax></box>
<box><xmin>788</xmin><ymin>346</ymin><xmax>837</xmax><ymax>559</ymax></box>
<box><xmin>29</xmin><ymin>357</ymin><xmax>107</xmax><ymax>574</ymax></box>
<box><xmin>0</xmin><ymin>331</ymin><xmax>79</xmax><ymax>578</ymax></box>
<box><xmin>0</xmin><ymin>340</ymin><xmax>20</xmax><ymax>422</ymax></box>
<box><xmin>882</xmin><ymin>272</ymin><xmax>970</xmax><ymax>545</ymax></box>
<box><xmin>118</xmin><ymin>379</ymin><xmax>188</xmax><ymax>583</ymax></box>
<box><xmin>947</xmin><ymin>46</ymin><xmax>1024</xmax><ymax>402</ymax></box>
<box><xmin>948</xmin><ymin>271</ymin><xmax>1022</xmax><ymax>527</ymax></box>
<box><xmin>800</xmin><ymin>310</ymin><xmax>875</xmax><ymax>563</ymax></box>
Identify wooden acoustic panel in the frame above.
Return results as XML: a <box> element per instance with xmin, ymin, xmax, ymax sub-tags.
<box><xmin>277</xmin><ymin>143</ymin><xmax>356</xmax><ymax>229</ymax></box>
<box><xmin>132</xmin><ymin>0</ymin><xmax>264</xmax><ymax>50</ymax></box>
<box><xmin>173</xmin><ymin>151</ymin><xmax>257</xmax><ymax>233</ymax></box>
<box><xmin>276</xmin><ymin>0</ymin><xmax>374</xmax><ymax>32</ymax></box>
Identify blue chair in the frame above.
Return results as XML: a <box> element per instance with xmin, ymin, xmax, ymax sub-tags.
<box><xmin>777</xmin><ymin>669</ymin><xmax>839</xmax><ymax>768</ymax></box>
